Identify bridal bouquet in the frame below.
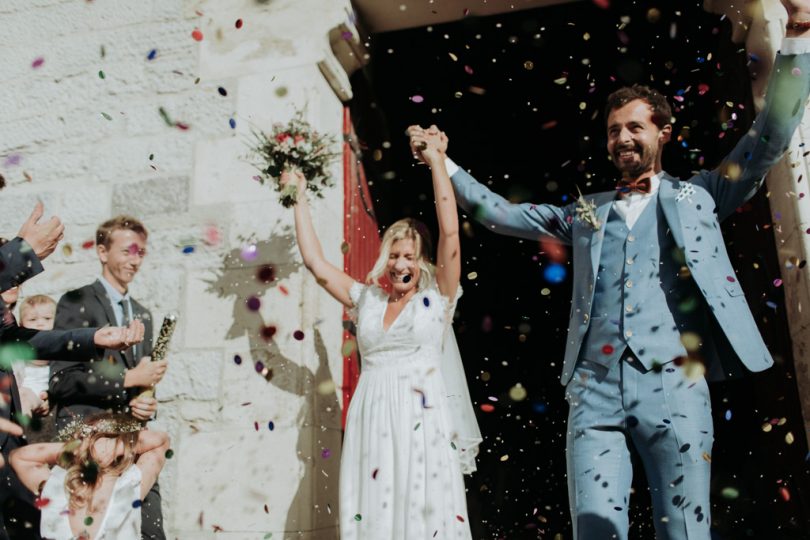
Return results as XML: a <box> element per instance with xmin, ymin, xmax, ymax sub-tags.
<box><xmin>251</xmin><ymin>114</ymin><xmax>339</xmax><ymax>207</ymax></box>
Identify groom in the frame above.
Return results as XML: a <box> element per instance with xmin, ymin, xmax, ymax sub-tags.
<box><xmin>409</xmin><ymin>3</ymin><xmax>810</xmax><ymax>538</ymax></box>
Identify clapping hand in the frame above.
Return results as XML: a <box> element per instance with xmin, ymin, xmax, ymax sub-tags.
<box><xmin>16</xmin><ymin>202</ymin><xmax>64</xmax><ymax>261</ymax></box>
<box><xmin>94</xmin><ymin>319</ymin><xmax>145</xmax><ymax>350</ymax></box>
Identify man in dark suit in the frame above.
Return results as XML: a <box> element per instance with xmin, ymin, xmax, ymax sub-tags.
<box><xmin>49</xmin><ymin>215</ymin><xmax>167</xmax><ymax>539</ymax></box>
<box><xmin>0</xmin><ymin>203</ymin><xmax>145</xmax><ymax>540</ymax></box>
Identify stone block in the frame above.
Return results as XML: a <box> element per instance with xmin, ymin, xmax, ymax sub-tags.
<box><xmin>158</xmin><ymin>348</ymin><xmax>223</xmax><ymax>401</ymax></box>
<box><xmin>112</xmin><ymin>175</ymin><xmax>189</xmax><ymax>218</ymax></box>
<box><xmin>171</xmin><ymin>427</ymin><xmax>302</xmax><ymax>532</ymax></box>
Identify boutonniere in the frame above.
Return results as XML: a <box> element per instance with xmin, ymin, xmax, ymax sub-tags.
<box><xmin>675</xmin><ymin>182</ymin><xmax>696</xmax><ymax>203</ymax></box>
<box><xmin>575</xmin><ymin>186</ymin><xmax>601</xmax><ymax>230</ymax></box>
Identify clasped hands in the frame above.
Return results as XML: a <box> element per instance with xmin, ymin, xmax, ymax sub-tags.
<box><xmin>407</xmin><ymin>124</ymin><xmax>449</xmax><ymax>167</ymax></box>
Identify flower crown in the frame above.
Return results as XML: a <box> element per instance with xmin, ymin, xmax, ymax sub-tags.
<box><xmin>56</xmin><ymin>416</ymin><xmax>143</xmax><ymax>442</ymax></box>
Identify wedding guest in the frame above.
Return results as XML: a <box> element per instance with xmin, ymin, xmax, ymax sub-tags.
<box><xmin>10</xmin><ymin>413</ymin><xmax>170</xmax><ymax>540</ymax></box>
<box><xmin>409</xmin><ymin>2</ymin><xmax>810</xmax><ymax>537</ymax></box>
<box><xmin>284</xmin><ymin>126</ymin><xmax>481</xmax><ymax>539</ymax></box>
<box><xmin>49</xmin><ymin>215</ymin><xmax>167</xmax><ymax>539</ymax></box>
<box><xmin>0</xmin><ymin>203</ymin><xmax>146</xmax><ymax>540</ymax></box>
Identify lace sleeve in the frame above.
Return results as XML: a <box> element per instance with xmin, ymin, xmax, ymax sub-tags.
<box><xmin>347</xmin><ymin>281</ymin><xmax>366</xmax><ymax>323</ymax></box>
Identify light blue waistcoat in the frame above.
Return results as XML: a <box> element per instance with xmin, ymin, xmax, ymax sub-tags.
<box><xmin>580</xmin><ymin>202</ymin><xmax>714</xmax><ymax>370</ymax></box>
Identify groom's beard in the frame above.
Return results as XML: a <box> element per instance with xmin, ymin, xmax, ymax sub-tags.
<box><xmin>612</xmin><ymin>142</ymin><xmax>656</xmax><ymax>178</ymax></box>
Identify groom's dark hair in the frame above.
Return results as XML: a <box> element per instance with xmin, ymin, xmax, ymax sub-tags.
<box><xmin>605</xmin><ymin>84</ymin><xmax>673</xmax><ymax>129</ymax></box>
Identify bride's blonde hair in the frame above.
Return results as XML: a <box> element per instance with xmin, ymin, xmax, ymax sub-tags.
<box><xmin>367</xmin><ymin>218</ymin><xmax>434</xmax><ymax>291</ymax></box>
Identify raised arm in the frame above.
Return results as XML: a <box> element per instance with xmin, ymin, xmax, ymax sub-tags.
<box><xmin>407</xmin><ymin>125</ymin><xmax>575</xmax><ymax>245</ymax></box>
<box><xmin>695</xmin><ymin>1</ymin><xmax>810</xmax><ymax>219</ymax></box>
<box><xmin>410</xmin><ymin>130</ymin><xmax>460</xmax><ymax>299</ymax></box>
<box><xmin>134</xmin><ymin>430</ymin><xmax>170</xmax><ymax>500</ymax></box>
<box><xmin>284</xmin><ymin>170</ymin><xmax>357</xmax><ymax>308</ymax></box>
<box><xmin>9</xmin><ymin>442</ymin><xmax>64</xmax><ymax>494</ymax></box>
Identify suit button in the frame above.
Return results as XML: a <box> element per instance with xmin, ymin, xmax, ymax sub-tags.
<box><xmin>626</xmin><ymin>280</ymin><xmax>634</xmax><ymax>288</ymax></box>
<box><xmin>625</xmin><ymin>330</ymin><xmax>633</xmax><ymax>338</ymax></box>
<box><xmin>627</xmin><ymin>235</ymin><xmax>635</xmax><ymax>242</ymax></box>
<box><xmin>625</xmin><ymin>305</ymin><xmax>633</xmax><ymax>313</ymax></box>
<box><xmin>626</xmin><ymin>258</ymin><xmax>634</xmax><ymax>265</ymax></box>
<box><xmin>584</xmin><ymin>313</ymin><xmax>589</xmax><ymax>322</ymax></box>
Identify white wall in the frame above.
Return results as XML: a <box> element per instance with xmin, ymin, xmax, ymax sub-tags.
<box><xmin>0</xmin><ymin>0</ymin><xmax>353</xmax><ymax>537</ymax></box>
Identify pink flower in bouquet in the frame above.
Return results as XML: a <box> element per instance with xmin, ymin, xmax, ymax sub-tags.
<box><xmin>294</xmin><ymin>134</ymin><xmax>306</xmax><ymax>145</ymax></box>
<box><xmin>275</xmin><ymin>132</ymin><xmax>291</xmax><ymax>143</ymax></box>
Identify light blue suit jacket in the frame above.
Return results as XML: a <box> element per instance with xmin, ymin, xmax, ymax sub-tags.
<box><xmin>450</xmin><ymin>51</ymin><xmax>810</xmax><ymax>385</ymax></box>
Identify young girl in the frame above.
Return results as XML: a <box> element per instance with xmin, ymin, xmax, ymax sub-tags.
<box><xmin>10</xmin><ymin>413</ymin><xmax>170</xmax><ymax>540</ymax></box>
<box><xmin>286</xmin><ymin>131</ymin><xmax>480</xmax><ymax>539</ymax></box>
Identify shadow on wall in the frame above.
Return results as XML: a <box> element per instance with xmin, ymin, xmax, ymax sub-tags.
<box><xmin>206</xmin><ymin>231</ymin><xmax>342</xmax><ymax>538</ymax></box>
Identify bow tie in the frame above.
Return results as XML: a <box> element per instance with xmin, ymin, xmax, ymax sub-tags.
<box><xmin>616</xmin><ymin>177</ymin><xmax>652</xmax><ymax>195</ymax></box>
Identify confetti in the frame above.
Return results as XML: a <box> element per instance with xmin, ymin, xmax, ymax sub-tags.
<box><xmin>234</xmin><ymin>355</ymin><xmax>242</xmax><ymax>365</ymax></box>
<box><xmin>31</xmin><ymin>57</ymin><xmax>45</xmax><ymax>69</ymax></box>
<box><xmin>354</xmin><ymin>514</ymin><xmax>362</xmax><ymax>521</ymax></box>
<box><xmin>256</xmin><ymin>265</ymin><xmax>275</xmax><ymax>282</ymax></box>
<box><xmin>480</xmin><ymin>404</ymin><xmax>495</xmax><ymax>413</ymax></box>
<box><xmin>293</xmin><ymin>330</ymin><xmax>305</xmax><ymax>341</ymax></box>
<box><xmin>229</xmin><ymin>118</ymin><xmax>236</xmax><ymax>129</ymax></box>
<box><xmin>372</xmin><ymin>468</ymin><xmax>379</xmax><ymax>479</ymax></box>
<box><xmin>191</xmin><ymin>28</ymin><xmax>204</xmax><ymax>41</ymax></box>
<box><xmin>241</xmin><ymin>244</ymin><xmax>258</xmax><ymax>261</ymax></box>
<box><xmin>165</xmin><ymin>449</ymin><xmax>174</xmax><ymax>459</ymax></box>
<box><xmin>33</xmin><ymin>497</ymin><xmax>51</xmax><ymax>509</ymax></box>
<box><xmin>98</xmin><ymin>70</ymin><xmax>105</xmax><ymax>79</ymax></box>
<box><xmin>82</xmin><ymin>240</ymin><xmax>95</xmax><ymax>249</ymax></box>
<box><xmin>321</xmin><ymin>448</ymin><xmax>331</xmax><ymax>459</ymax></box>
<box><xmin>261</xmin><ymin>325</ymin><xmax>277</xmax><ymax>340</ymax></box>
<box><xmin>508</xmin><ymin>384</ymin><xmax>527</xmax><ymax>401</ymax></box>
<box><xmin>235</xmin><ymin>18</ymin><xmax>243</xmax><ymax>29</ymax></box>
<box><xmin>721</xmin><ymin>487</ymin><xmax>739</xmax><ymax>499</ymax></box>
<box><xmin>147</xmin><ymin>49</ymin><xmax>157</xmax><ymax>60</ymax></box>
<box><xmin>268</xmin><ymin>421</ymin><xmax>275</xmax><ymax>431</ymax></box>
<box><xmin>132</xmin><ymin>500</ymin><xmax>143</xmax><ymax>508</ymax></box>
<box><xmin>246</xmin><ymin>296</ymin><xmax>261</xmax><ymax>311</ymax></box>
<box><xmin>101</xmin><ymin>112</ymin><xmax>112</xmax><ymax>121</ymax></box>
<box><xmin>411</xmin><ymin>95</ymin><xmax>424</xmax><ymax>103</ymax></box>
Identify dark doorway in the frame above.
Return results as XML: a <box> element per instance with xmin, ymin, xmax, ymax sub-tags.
<box><xmin>349</xmin><ymin>1</ymin><xmax>810</xmax><ymax>538</ymax></box>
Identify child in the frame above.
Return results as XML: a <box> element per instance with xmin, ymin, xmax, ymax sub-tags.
<box><xmin>16</xmin><ymin>294</ymin><xmax>58</xmax><ymax>442</ymax></box>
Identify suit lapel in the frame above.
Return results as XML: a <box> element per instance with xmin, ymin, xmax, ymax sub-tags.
<box><xmin>90</xmin><ymin>280</ymin><xmax>135</xmax><ymax>367</ymax></box>
<box><xmin>91</xmin><ymin>279</ymin><xmax>118</xmax><ymax>327</ymax></box>
<box><xmin>657</xmin><ymin>175</ymin><xmax>686</xmax><ymax>248</ymax></box>
<box><xmin>587</xmin><ymin>191</ymin><xmax>618</xmax><ymax>279</ymax></box>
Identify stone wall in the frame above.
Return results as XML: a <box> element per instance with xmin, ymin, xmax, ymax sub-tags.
<box><xmin>0</xmin><ymin>0</ymin><xmax>353</xmax><ymax>537</ymax></box>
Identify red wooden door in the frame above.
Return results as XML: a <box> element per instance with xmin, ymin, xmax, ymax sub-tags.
<box><xmin>341</xmin><ymin>107</ymin><xmax>380</xmax><ymax>427</ymax></box>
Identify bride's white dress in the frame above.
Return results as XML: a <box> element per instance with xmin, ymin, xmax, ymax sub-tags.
<box><xmin>340</xmin><ymin>281</ymin><xmax>472</xmax><ymax>539</ymax></box>
<box><xmin>40</xmin><ymin>464</ymin><xmax>142</xmax><ymax>540</ymax></box>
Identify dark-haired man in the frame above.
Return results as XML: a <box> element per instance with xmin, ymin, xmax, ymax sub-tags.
<box><xmin>408</xmin><ymin>2</ymin><xmax>810</xmax><ymax>538</ymax></box>
<box><xmin>49</xmin><ymin>215</ymin><xmax>167</xmax><ymax>539</ymax></box>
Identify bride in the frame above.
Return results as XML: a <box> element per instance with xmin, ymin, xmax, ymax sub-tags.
<box><xmin>286</xmin><ymin>130</ymin><xmax>481</xmax><ymax>538</ymax></box>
